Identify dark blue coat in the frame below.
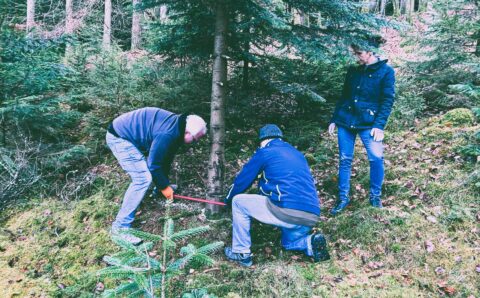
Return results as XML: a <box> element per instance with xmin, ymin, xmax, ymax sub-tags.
<box><xmin>111</xmin><ymin>107</ymin><xmax>186</xmax><ymax>189</ymax></box>
<box><xmin>330</xmin><ymin>59</ymin><xmax>395</xmax><ymax>130</ymax></box>
<box><xmin>225</xmin><ymin>139</ymin><xmax>320</xmax><ymax>216</ymax></box>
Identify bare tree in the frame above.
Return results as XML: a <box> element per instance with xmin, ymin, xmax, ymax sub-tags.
<box><xmin>103</xmin><ymin>0</ymin><xmax>112</xmax><ymax>50</ymax></box>
<box><xmin>159</xmin><ymin>4</ymin><xmax>168</xmax><ymax>22</ymax></box>
<box><xmin>131</xmin><ymin>0</ymin><xmax>141</xmax><ymax>50</ymax></box>
<box><xmin>64</xmin><ymin>0</ymin><xmax>74</xmax><ymax>62</ymax></box>
<box><xmin>26</xmin><ymin>0</ymin><xmax>35</xmax><ymax>35</ymax></box>
<box><xmin>380</xmin><ymin>0</ymin><xmax>387</xmax><ymax>16</ymax></box>
<box><xmin>207</xmin><ymin>0</ymin><xmax>227</xmax><ymax>213</ymax></box>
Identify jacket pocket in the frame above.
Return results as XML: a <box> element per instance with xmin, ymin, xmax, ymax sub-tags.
<box><xmin>361</xmin><ymin>108</ymin><xmax>376</xmax><ymax>124</ymax></box>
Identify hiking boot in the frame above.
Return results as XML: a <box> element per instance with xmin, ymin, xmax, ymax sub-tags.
<box><xmin>369</xmin><ymin>196</ymin><xmax>383</xmax><ymax>208</ymax></box>
<box><xmin>224</xmin><ymin>247</ymin><xmax>253</xmax><ymax>267</ymax></box>
<box><xmin>330</xmin><ymin>197</ymin><xmax>350</xmax><ymax>216</ymax></box>
<box><xmin>110</xmin><ymin>226</ymin><xmax>143</xmax><ymax>245</ymax></box>
<box><xmin>311</xmin><ymin>233</ymin><xmax>330</xmax><ymax>262</ymax></box>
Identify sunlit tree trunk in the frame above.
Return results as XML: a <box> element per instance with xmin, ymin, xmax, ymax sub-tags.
<box><xmin>380</xmin><ymin>0</ymin><xmax>386</xmax><ymax>15</ymax></box>
<box><xmin>131</xmin><ymin>0</ymin><xmax>141</xmax><ymax>50</ymax></box>
<box><xmin>207</xmin><ymin>0</ymin><xmax>227</xmax><ymax>214</ymax></box>
<box><xmin>103</xmin><ymin>0</ymin><xmax>112</xmax><ymax>50</ymax></box>
<box><xmin>26</xmin><ymin>0</ymin><xmax>35</xmax><ymax>36</ymax></box>
<box><xmin>64</xmin><ymin>0</ymin><xmax>74</xmax><ymax>62</ymax></box>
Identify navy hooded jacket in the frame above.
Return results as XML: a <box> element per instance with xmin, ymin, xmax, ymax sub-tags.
<box><xmin>109</xmin><ymin>107</ymin><xmax>186</xmax><ymax>189</ymax></box>
<box><xmin>225</xmin><ymin>139</ymin><xmax>320</xmax><ymax>216</ymax></box>
<box><xmin>331</xmin><ymin>59</ymin><xmax>395</xmax><ymax>130</ymax></box>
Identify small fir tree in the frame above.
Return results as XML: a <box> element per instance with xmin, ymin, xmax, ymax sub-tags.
<box><xmin>97</xmin><ymin>200</ymin><xmax>224</xmax><ymax>298</ymax></box>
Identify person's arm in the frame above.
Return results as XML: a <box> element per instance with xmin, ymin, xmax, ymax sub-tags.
<box><xmin>147</xmin><ymin>134</ymin><xmax>178</xmax><ymax>190</ymax></box>
<box><xmin>225</xmin><ymin>150</ymin><xmax>265</xmax><ymax>203</ymax></box>
<box><xmin>373</xmin><ymin>67</ymin><xmax>395</xmax><ymax>130</ymax></box>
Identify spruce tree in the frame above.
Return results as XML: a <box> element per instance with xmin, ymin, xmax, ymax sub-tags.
<box><xmin>97</xmin><ymin>200</ymin><xmax>224</xmax><ymax>298</ymax></box>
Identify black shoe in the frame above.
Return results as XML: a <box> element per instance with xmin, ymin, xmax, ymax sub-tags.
<box><xmin>311</xmin><ymin>233</ymin><xmax>330</xmax><ymax>262</ymax></box>
<box><xmin>330</xmin><ymin>197</ymin><xmax>350</xmax><ymax>216</ymax></box>
<box><xmin>369</xmin><ymin>196</ymin><xmax>383</xmax><ymax>208</ymax></box>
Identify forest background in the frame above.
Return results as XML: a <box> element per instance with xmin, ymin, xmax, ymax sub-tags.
<box><xmin>0</xmin><ymin>0</ymin><xmax>479</xmax><ymax>297</ymax></box>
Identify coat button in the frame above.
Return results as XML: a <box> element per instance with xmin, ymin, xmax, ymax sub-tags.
<box><xmin>354</xmin><ymin>100</ymin><xmax>358</xmax><ymax>102</ymax></box>
<box><xmin>350</xmin><ymin>125</ymin><xmax>354</xmax><ymax>128</ymax></box>
<box><xmin>357</xmin><ymin>86</ymin><xmax>360</xmax><ymax>89</ymax></box>
<box><xmin>369</xmin><ymin>75</ymin><xmax>372</xmax><ymax>77</ymax></box>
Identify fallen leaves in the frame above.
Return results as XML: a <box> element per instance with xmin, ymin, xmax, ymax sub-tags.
<box><xmin>437</xmin><ymin>281</ymin><xmax>455</xmax><ymax>296</ymax></box>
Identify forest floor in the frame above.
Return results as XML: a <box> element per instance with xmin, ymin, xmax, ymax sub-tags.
<box><xmin>1</xmin><ymin>110</ymin><xmax>479</xmax><ymax>297</ymax></box>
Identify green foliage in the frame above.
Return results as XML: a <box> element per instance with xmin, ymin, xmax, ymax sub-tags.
<box><xmin>142</xmin><ymin>0</ymin><xmax>394</xmax><ymax>120</ymax></box>
<box><xmin>440</xmin><ymin>108</ymin><xmax>475</xmax><ymax>127</ymax></box>
<box><xmin>458</xmin><ymin>130</ymin><xmax>480</xmax><ymax>162</ymax></box>
<box><xmin>389</xmin><ymin>81</ymin><xmax>426</xmax><ymax>129</ymax></box>
<box><xmin>182</xmin><ymin>288</ymin><xmax>218</xmax><ymax>298</ymax></box>
<box><xmin>98</xmin><ymin>202</ymin><xmax>224</xmax><ymax>297</ymax></box>
<box><xmin>409</xmin><ymin>0</ymin><xmax>480</xmax><ymax>112</ymax></box>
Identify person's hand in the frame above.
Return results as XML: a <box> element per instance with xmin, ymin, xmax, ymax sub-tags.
<box><xmin>161</xmin><ymin>186</ymin><xmax>174</xmax><ymax>200</ymax></box>
<box><xmin>328</xmin><ymin>123</ymin><xmax>336</xmax><ymax>136</ymax></box>
<box><xmin>370</xmin><ymin>128</ymin><xmax>384</xmax><ymax>142</ymax></box>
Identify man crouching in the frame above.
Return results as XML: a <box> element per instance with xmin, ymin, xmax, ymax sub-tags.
<box><xmin>223</xmin><ymin>124</ymin><xmax>330</xmax><ymax>267</ymax></box>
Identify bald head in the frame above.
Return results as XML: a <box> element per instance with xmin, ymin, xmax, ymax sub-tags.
<box><xmin>184</xmin><ymin>115</ymin><xmax>207</xmax><ymax>144</ymax></box>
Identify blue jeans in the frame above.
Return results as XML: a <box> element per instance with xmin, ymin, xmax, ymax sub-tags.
<box><xmin>231</xmin><ymin>194</ymin><xmax>313</xmax><ymax>256</ymax></box>
<box><xmin>106</xmin><ymin>132</ymin><xmax>152</xmax><ymax>229</ymax></box>
<box><xmin>337</xmin><ymin>126</ymin><xmax>384</xmax><ymax>200</ymax></box>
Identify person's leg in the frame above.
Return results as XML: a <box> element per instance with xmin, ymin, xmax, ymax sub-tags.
<box><xmin>106</xmin><ymin>132</ymin><xmax>152</xmax><ymax>228</ymax></box>
<box><xmin>331</xmin><ymin>126</ymin><xmax>357</xmax><ymax>215</ymax></box>
<box><xmin>281</xmin><ymin>225</ymin><xmax>312</xmax><ymax>255</ymax></box>
<box><xmin>231</xmin><ymin>194</ymin><xmax>298</xmax><ymax>254</ymax></box>
<box><xmin>358</xmin><ymin>129</ymin><xmax>384</xmax><ymax>207</ymax></box>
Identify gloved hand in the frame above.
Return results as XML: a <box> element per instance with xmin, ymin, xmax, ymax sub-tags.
<box><xmin>370</xmin><ymin>128</ymin><xmax>384</xmax><ymax>142</ymax></box>
<box><xmin>328</xmin><ymin>123</ymin><xmax>336</xmax><ymax>136</ymax></box>
<box><xmin>161</xmin><ymin>186</ymin><xmax>174</xmax><ymax>200</ymax></box>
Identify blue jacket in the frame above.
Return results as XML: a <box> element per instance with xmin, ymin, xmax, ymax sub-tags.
<box><xmin>225</xmin><ymin>139</ymin><xmax>320</xmax><ymax>216</ymax></box>
<box><xmin>331</xmin><ymin>59</ymin><xmax>395</xmax><ymax>130</ymax></box>
<box><xmin>110</xmin><ymin>107</ymin><xmax>186</xmax><ymax>189</ymax></box>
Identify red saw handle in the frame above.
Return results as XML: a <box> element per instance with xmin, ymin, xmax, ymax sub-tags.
<box><xmin>173</xmin><ymin>194</ymin><xmax>226</xmax><ymax>206</ymax></box>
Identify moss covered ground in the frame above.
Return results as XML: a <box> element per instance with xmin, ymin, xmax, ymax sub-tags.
<box><xmin>1</xmin><ymin>114</ymin><xmax>479</xmax><ymax>297</ymax></box>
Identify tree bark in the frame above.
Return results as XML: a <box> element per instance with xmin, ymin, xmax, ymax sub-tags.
<box><xmin>103</xmin><ymin>0</ymin><xmax>112</xmax><ymax>50</ymax></box>
<box><xmin>131</xmin><ymin>0</ymin><xmax>141</xmax><ymax>50</ymax></box>
<box><xmin>207</xmin><ymin>0</ymin><xmax>227</xmax><ymax>214</ymax></box>
<box><xmin>160</xmin><ymin>5</ymin><xmax>168</xmax><ymax>22</ymax></box>
<box><xmin>64</xmin><ymin>0</ymin><xmax>74</xmax><ymax>62</ymax></box>
<box><xmin>380</xmin><ymin>0</ymin><xmax>386</xmax><ymax>15</ymax></box>
<box><xmin>26</xmin><ymin>0</ymin><xmax>35</xmax><ymax>35</ymax></box>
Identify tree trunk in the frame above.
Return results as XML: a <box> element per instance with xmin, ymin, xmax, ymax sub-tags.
<box><xmin>160</xmin><ymin>5</ymin><xmax>168</xmax><ymax>22</ymax></box>
<box><xmin>131</xmin><ymin>0</ymin><xmax>141</xmax><ymax>50</ymax></box>
<box><xmin>207</xmin><ymin>0</ymin><xmax>227</xmax><ymax>214</ymax></box>
<box><xmin>476</xmin><ymin>37</ymin><xmax>480</xmax><ymax>56</ymax></box>
<box><xmin>400</xmin><ymin>0</ymin><xmax>407</xmax><ymax>14</ymax></box>
<box><xmin>380</xmin><ymin>0</ymin><xmax>386</xmax><ymax>15</ymax></box>
<box><xmin>26</xmin><ymin>0</ymin><xmax>35</xmax><ymax>35</ymax></box>
<box><xmin>103</xmin><ymin>0</ymin><xmax>112</xmax><ymax>50</ymax></box>
<box><xmin>64</xmin><ymin>0</ymin><xmax>74</xmax><ymax>62</ymax></box>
